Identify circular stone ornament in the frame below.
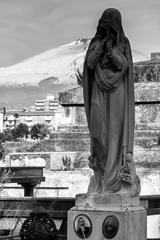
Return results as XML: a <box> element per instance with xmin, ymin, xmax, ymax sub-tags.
<box><xmin>74</xmin><ymin>214</ymin><xmax>92</xmax><ymax>239</ymax></box>
<box><xmin>102</xmin><ymin>215</ymin><xmax>119</xmax><ymax>239</ymax></box>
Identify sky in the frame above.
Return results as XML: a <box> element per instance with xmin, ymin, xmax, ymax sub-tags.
<box><xmin>0</xmin><ymin>0</ymin><xmax>160</xmax><ymax>67</ymax></box>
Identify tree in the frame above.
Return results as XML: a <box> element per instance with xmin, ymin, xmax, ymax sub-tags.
<box><xmin>30</xmin><ymin>124</ymin><xmax>49</xmax><ymax>140</ymax></box>
<box><xmin>13</xmin><ymin>123</ymin><xmax>29</xmax><ymax>140</ymax></box>
<box><xmin>1</xmin><ymin>129</ymin><xmax>13</xmax><ymax>142</ymax></box>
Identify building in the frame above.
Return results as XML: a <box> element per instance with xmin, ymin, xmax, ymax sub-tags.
<box><xmin>3</xmin><ymin>94</ymin><xmax>64</xmax><ymax>131</ymax></box>
<box><xmin>4</xmin><ymin>107</ymin><xmax>64</xmax><ymax>132</ymax></box>
<box><xmin>0</xmin><ymin>108</ymin><xmax>5</xmax><ymax>132</ymax></box>
<box><xmin>17</xmin><ymin>111</ymin><xmax>56</xmax><ymax>131</ymax></box>
<box><xmin>35</xmin><ymin>94</ymin><xmax>59</xmax><ymax>112</ymax></box>
<box><xmin>5</xmin><ymin>112</ymin><xmax>17</xmax><ymax>129</ymax></box>
<box><xmin>5</xmin><ymin>111</ymin><xmax>54</xmax><ymax>131</ymax></box>
<box><xmin>151</xmin><ymin>52</ymin><xmax>160</xmax><ymax>60</ymax></box>
<box><xmin>35</xmin><ymin>99</ymin><xmax>46</xmax><ymax>111</ymax></box>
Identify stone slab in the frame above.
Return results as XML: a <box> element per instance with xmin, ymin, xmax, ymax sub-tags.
<box><xmin>75</xmin><ymin>193</ymin><xmax>140</xmax><ymax>209</ymax></box>
<box><xmin>7</xmin><ymin>152</ymin><xmax>50</xmax><ymax>169</ymax></box>
<box><xmin>59</xmin><ymin>83</ymin><xmax>160</xmax><ymax>106</ymax></box>
<box><xmin>68</xmin><ymin>206</ymin><xmax>147</xmax><ymax>240</ymax></box>
<box><xmin>135</xmin><ymin>83</ymin><xmax>160</xmax><ymax>101</ymax></box>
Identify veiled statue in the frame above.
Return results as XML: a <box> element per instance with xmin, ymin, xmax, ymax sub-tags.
<box><xmin>83</xmin><ymin>8</ymin><xmax>139</xmax><ymax>195</ymax></box>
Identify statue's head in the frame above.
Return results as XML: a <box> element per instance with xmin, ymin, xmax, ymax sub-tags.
<box><xmin>94</xmin><ymin>8</ymin><xmax>125</xmax><ymax>51</ymax></box>
<box><xmin>97</xmin><ymin>8</ymin><xmax>124</xmax><ymax>38</ymax></box>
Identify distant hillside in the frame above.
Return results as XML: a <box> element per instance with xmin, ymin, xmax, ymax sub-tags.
<box><xmin>0</xmin><ymin>39</ymin><xmax>148</xmax><ymax>108</ymax></box>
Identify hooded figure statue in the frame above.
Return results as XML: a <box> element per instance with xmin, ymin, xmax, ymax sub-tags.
<box><xmin>83</xmin><ymin>8</ymin><xmax>138</xmax><ymax>194</ymax></box>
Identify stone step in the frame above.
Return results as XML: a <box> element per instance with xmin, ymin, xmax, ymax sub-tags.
<box><xmin>135</xmin><ymin>130</ymin><xmax>160</xmax><ymax>138</ymax></box>
<box><xmin>52</xmin><ymin>130</ymin><xmax>160</xmax><ymax>139</ymax></box>
<box><xmin>51</xmin><ymin>134</ymin><xmax>159</xmax><ymax>150</ymax></box>
<box><xmin>29</xmin><ymin>137</ymin><xmax>159</xmax><ymax>152</ymax></box>
<box><xmin>135</xmin><ymin>123</ymin><xmax>160</xmax><ymax>130</ymax></box>
<box><xmin>57</xmin><ymin>123</ymin><xmax>160</xmax><ymax>132</ymax></box>
<box><xmin>58</xmin><ymin>123</ymin><xmax>160</xmax><ymax>132</ymax></box>
<box><xmin>57</xmin><ymin>125</ymin><xmax>89</xmax><ymax>132</ymax></box>
<box><xmin>9</xmin><ymin>149</ymin><xmax>160</xmax><ymax>171</ymax></box>
<box><xmin>30</xmin><ymin>139</ymin><xmax>90</xmax><ymax>152</ymax></box>
<box><xmin>134</xmin><ymin>137</ymin><xmax>158</xmax><ymax>148</ymax></box>
<box><xmin>50</xmin><ymin>132</ymin><xmax>89</xmax><ymax>139</ymax></box>
<box><xmin>134</xmin><ymin>147</ymin><xmax>160</xmax><ymax>168</ymax></box>
<box><xmin>9</xmin><ymin>148</ymin><xmax>160</xmax><ymax>171</ymax></box>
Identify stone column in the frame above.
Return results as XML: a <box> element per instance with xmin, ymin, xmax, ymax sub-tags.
<box><xmin>68</xmin><ymin>191</ymin><xmax>146</xmax><ymax>239</ymax></box>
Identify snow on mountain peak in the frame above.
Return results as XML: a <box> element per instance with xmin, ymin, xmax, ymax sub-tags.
<box><xmin>0</xmin><ymin>39</ymin><xmax>148</xmax><ymax>87</ymax></box>
<box><xmin>0</xmin><ymin>39</ymin><xmax>90</xmax><ymax>87</ymax></box>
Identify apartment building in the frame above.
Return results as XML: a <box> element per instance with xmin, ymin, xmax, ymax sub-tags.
<box><xmin>35</xmin><ymin>94</ymin><xmax>59</xmax><ymax>112</ymax></box>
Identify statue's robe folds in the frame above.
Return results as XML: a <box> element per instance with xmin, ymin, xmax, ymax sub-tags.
<box><xmin>83</xmin><ymin>39</ymin><xmax>134</xmax><ymax>193</ymax></box>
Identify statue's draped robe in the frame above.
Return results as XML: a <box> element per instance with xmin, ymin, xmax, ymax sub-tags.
<box><xmin>83</xmin><ymin>39</ymin><xmax>134</xmax><ymax>193</ymax></box>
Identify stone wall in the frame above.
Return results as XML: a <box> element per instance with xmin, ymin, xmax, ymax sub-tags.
<box><xmin>59</xmin><ymin>58</ymin><xmax>160</xmax><ymax>149</ymax></box>
<box><xmin>2</xmin><ymin>57</ymin><xmax>160</xmax><ymax>199</ymax></box>
<box><xmin>62</xmin><ymin>106</ymin><xmax>86</xmax><ymax>125</ymax></box>
<box><xmin>59</xmin><ymin>59</ymin><xmax>160</xmax><ymax>103</ymax></box>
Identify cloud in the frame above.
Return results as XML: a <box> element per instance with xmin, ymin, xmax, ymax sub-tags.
<box><xmin>0</xmin><ymin>0</ymin><xmax>160</xmax><ymax>66</ymax></box>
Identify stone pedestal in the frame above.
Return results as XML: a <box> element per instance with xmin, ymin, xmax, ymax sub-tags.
<box><xmin>68</xmin><ymin>194</ymin><xmax>147</xmax><ymax>240</ymax></box>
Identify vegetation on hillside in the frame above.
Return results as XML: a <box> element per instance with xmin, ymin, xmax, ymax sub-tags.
<box><xmin>0</xmin><ymin>123</ymin><xmax>50</xmax><ymax>142</ymax></box>
<box><xmin>30</xmin><ymin>123</ymin><xmax>49</xmax><ymax>140</ymax></box>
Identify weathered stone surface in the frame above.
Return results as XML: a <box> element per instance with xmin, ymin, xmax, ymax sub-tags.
<box><xmin>135</xmin><ymin>104</ymin><xmax>160</xmax><ymax>147</ymax></box>
<box><xmin>59</xmin><ymin>87</ymin><xmax>84</xmax><ymax>105</ymax></box>
<box><xmin>57</xmin><ymin>125</ymin><xmax>88</xmax><ymax>132</ymax></box>
<box><xmin>60</xmin><ymin>104</ymin><xmax>160</xmax><ymax>144</ymax></box>
<box><xmin>75</xmin><ymin>107</ymin><xmax>87</xmax><ymax>125</ymax></box>
<box><xmin>134</xmin><ymin>59</ymin><xmax>160</xmax><ymax>83</ymax></box>
<box><xmin>136</xmin><ymin>104</ymin><xmax>160</xmax><ymax>123</ymax></box>
<box><xmin>57</xmin><ymin>104</ymin><xmax>160</xmax><ymax>147</ymax></box>
<box><xmin>51</xmin><ymin>132</ymin><xmax>89</xmax><ymax>139</ymax></box>
<box><xmin>60</xmin><ymin>86</ymin><xmax>83</xmax><ymax>105</ymax></box>
<box><xmin>68</xmin><ymin>207</ymin><xmax>146</xmax><ymax>240</ymax></box>
<box><xmin>58</xmin><ymin>86</ymin><xmax>160</xmax><ymax>149</ymax></box>
<box><xmin>135</xmin><ymin>148</ymin><xmax>160</xmax><ymax>168</ymax></box>
<box><xmin>59</xmin><ymin>59</ymin><xmax>160</xmax><ymax>105</ymax></box>
<box><xmin>135</xmin><ymin>130</ymin><xmax>160</xmax><ymax>138</ymax></box>
<box><xmin>135</xmin><ymin>137</ymin><xmax>158</xmax><ymax>149</ymax></box>
<box><xmin>135</xmin><ymin>83</ymin><xmax>160</xmax><ymax>102</ymax></box>
<box><xmin>151</xmin><ymin>52</ymin><xmax>160</xmax><ymax>60</ymax></box>
<box><xmin>49</xmin><ymin>132</ymin><xmax>159</xmax><ymax>150</ymax></box>
<box><xmin>60</xmin><ymin>83</ymin><xmax>160</xmax><ymax>104</ymax></box>
<box><xmin>56</xmin><ymin>104</ymin><xmax>160</xmax><ymax>149</ymax></box>
<box><xmin>62</xmin><ymin>106</ymin><xmax>87</xmax><ymax>125</ymax></box>
<box><xmin>6</xmin><ymin>149</ymin><xmax>160</xmax><ymax>171</ymax></box>
<box><xmin>76</xmin><ymin>193</ymin><xmax>140</xmax><ymax>208</ymax></box>
<box><xmin>135</xmin><ymin>123</ymin><xmax>160</xmax><ymax>130</ymax></box>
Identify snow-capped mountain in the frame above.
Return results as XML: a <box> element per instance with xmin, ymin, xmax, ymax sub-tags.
<box><xmin>0</xmin><ymin>39</ymin><xmax>148</xmax><ymax>108</ymax></box>
<box><xmin>0</xmin><ymin>39</ymin><xmax>148</xmax><ymax>87</ymax></box>
<box><xmin>0</xmin><ymin>39</ymin><xmax>90</xmax><ymax>87</ymax></box>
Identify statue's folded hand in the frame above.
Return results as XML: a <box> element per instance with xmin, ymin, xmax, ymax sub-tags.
<box><xmin>87</xmin><ymin>40</ymin><xmax>105</xmax><ymax>69</ymax></box>
<box><xmin>94</xmin><ymin>39</ymin><xmax>106</xmax><ymax>52</ymax></box>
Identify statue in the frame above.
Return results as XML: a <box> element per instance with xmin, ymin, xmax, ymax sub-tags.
<box><xmin>83</xmin><ymin>8</ymin><xmax>140</xmax><ymax>195</ymax></box>
<box><xmin>68</xmin><ymin>9</ymin><xmax>146</xmax><ymax>240</ymax></box>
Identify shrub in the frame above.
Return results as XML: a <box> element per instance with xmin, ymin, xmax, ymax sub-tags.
<box><xmin>30</xmin><ymin>124</ymin><xmax>49</xmax><ymax>140</ymax></box>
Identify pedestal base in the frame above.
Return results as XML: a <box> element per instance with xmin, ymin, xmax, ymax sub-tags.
<box><xmin>68</xmin><ymin>205</ymin><xmax>147</xmax><ymax>240</ymax></box>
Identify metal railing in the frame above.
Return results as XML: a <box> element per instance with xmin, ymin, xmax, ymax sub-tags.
<box><xmin>0</xmin><ymin>195</ymin><xmax>160</xmax><ymax>239</ymax></box>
